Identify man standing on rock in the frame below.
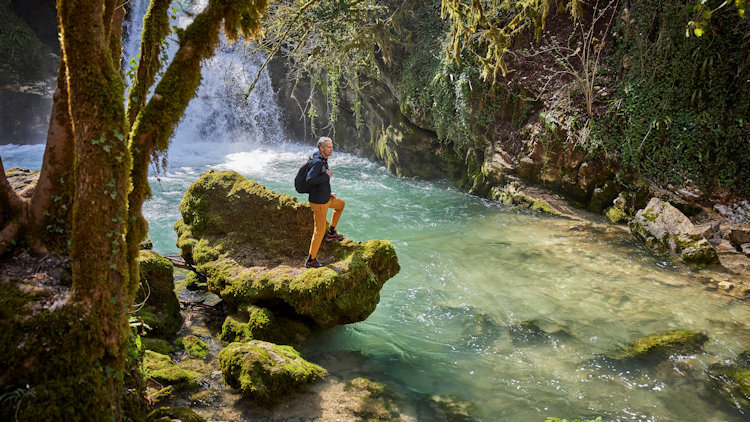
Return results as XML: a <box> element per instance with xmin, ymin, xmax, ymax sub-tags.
<box><xmin>304</xmin><ymin>136</ymin><xmax>345</xmax><ymax>268</ymax></box>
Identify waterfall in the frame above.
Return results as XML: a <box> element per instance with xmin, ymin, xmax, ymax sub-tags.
<box><xmin>123</xmin><ymin>0</ymin><xmax>286</xmax><ymax>150</ymax></box>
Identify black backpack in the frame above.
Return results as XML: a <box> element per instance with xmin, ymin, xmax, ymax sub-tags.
<box><xmin>294</xmin><ymin>158</ymin><xmax>313</xmax><ymax>193</ymax></box>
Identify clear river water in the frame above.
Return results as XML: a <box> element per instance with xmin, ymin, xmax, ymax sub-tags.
<box><xmin>3</xmin><ymin>139</ymin><xmax>750</xmax><ymax>421</ymax></box>
<box><xmin>2</xmin><ymin>0</ymin><xmax>749</xmax><ymax>418</ymax></box>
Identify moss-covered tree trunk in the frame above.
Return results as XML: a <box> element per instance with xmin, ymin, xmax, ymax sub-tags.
<box><xmin>57</xmin><ymin>0</ymin><xmax>132</xmax><ymax>417</ymax></box>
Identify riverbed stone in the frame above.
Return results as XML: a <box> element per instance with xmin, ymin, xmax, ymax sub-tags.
<box><xmin>180</xmin><ymin>335</ymin><xmax>209</xmax><ymax>359</ymax></box>
<box><xmin>426</xmin><ymin>394</ymin><xmax>477</xmax><ymax>421</ymax></box>
<box><xmin>706</xmin><ymin>351</ymin><xmax>750</xmax><ymax>411</ymax></box>
<box><xmin>143</xmin><ymin>350</ymin><xmax>202</xmax><ymax>387</ymax></box>
<box><xmin>343</xmin><ymin>377</ymin><xmax>400</xmax><ymax>420</ymax></box>
<box><xmin>147</xmin><ymin>407</ymin><xmax>206</xmax><ymax>422</ymax></box>
<box><xmin>218</xmin><ymin>341</ymin><xmax>326</xmax><ymax>406</ymax></box>
<box><xmin>136</xmin><ymin>250</ymin><xmax>183</xmax><ymax>338</ymax></box>
<box><xmin>175</xmin><ymin>170</ymin><xmax>400</xmax><ymax>328</ymax></box>
<box><xmin>629</xmin><ymin>197</ymin><xmax>719</xmax><ymax>266</ymax></box>
<box><xmin>606</xmin><ymin>329</ymin><xmax>709</xmax><ymax>362</ymax></box>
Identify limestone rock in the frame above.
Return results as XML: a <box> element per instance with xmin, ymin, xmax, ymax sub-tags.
<box><xmin>136</xmin><ymin>250</ymin><xmax>183</xmax><ymax>338</ymax></box>
<box><xmin>218</xmin><ymin>341</ymin><xmax>326</xmax><ymax>406</ymax></box>
<box><xmin>143</xmin><ymin>351</ymin><xmax>202</xmax><ymax>387</ymax></box>
<box><xmin>724</xmin><ymin>224</ymin><xmax>750</xmax><ymax>249</ymax></box>
<box><xmin>606</xmin><ymin>329</ymin><xmax>708</xmax><ymax>362</ymax></box>
<box><xmin>426</xmin><ymin>394</ymin><xmax>477</xmax><ymax>421</ymax></box>
<box><xmin>175</xmin><ymin>170</ymin><xmax>400</xmax><ymax>328</ymax></box>
<box><xmin>629</xmin><ymin>198</ymin><xmax>719</xmax><ymax>266</ymax></box>
<box><xmin>490</xmin><ymin>184</ymin><xmax>559</xmax><ymax>215</ymax></box>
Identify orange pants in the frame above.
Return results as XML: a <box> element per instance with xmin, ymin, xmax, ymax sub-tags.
<box><xmin>308</xmin><ymin>196</ymin><xmax>345</xmax><ymax>259</ymax></box>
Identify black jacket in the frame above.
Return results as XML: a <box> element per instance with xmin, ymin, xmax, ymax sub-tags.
<box><xmin>305</xmin><ymin>150</ymin><xmax>331</xmax><ymax>204</ymax></box>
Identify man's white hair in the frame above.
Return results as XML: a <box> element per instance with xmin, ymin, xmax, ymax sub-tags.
<box><xmin>317</xmin><ymin>136</ymin><xmax>332</xmax><ymax>149</ymax></box>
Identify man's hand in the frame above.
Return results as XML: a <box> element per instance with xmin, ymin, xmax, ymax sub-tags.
<box><xmin>325</xmin><ymin>169</ymin><xmax>332</xmax><ymax>178</ymax></box>
<box><xmin>330</xmin><ymin>193</ymin><xmax>337</xmax><ymax>198</ymax></box>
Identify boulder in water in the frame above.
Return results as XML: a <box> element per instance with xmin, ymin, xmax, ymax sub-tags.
<box><xmin>174</xmin><ymin>170</ymin><xmax>400</xmax><ymax>328</ymax></box>
<box><xmin>629</xmin><ymin>197</ymin><xmax>719</xmax><ymax>266</ymax></box>
<box><xmin>606</xmin><ymin>329</ymin><xmax>708</xmax><ymax>362</ymax></box>
<box><xmin>706</xmin><ymin>351</ymin><xmax>750</xmax><ymax>411</ymax></box>
<box><xmin>343</xmin><ymin>377</ymin><xmax>400</xmax><ymax>420</ymax></box>
<box><xmin>218</xmin><ymin>340</ymin><xmax>326</xmax><ymax>406</ymax></box>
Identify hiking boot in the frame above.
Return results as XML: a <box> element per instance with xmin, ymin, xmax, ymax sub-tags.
<box><xmin>325</xmin><ymin>230</ymin><xmax>344</xmax><ymax>242</ymax></box>
<box><xmin>304</xmin><ymin>257</ymin><xmax>322</xmax><ymax>268</ymax></box>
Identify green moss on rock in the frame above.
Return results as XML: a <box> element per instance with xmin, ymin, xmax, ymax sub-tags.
<box><xmin>220</xmin><ymin>305</ymin><xmax>311</xmax><ymax>345</ymax></box>
<box><xmin>143</xmin><ymin>350</ymin><xmax>201</xmax><ymax>386</ymax></box>
<box><xmin>136</xmin><ymin>250</ymin><xmax>183</xmax><ymax>338</ymax></box>
<box><xmin>706</xmin><ymin>351</ymin><xmax>750</xmax><ymax>411</ymax></box>
<box><xmin>175</xmin><ymin>170</ymin><xmax>400</xmax><ymax>328</ymax></box>
<box><xmin>147</xmin><ymin>407</ymin><xmax>205</xmax><ymax>422</ymax></box>
<box><xmin>607</xmin><ymin>329</ymin><xmax>709</xmax><ymax>362</ymax></box>
<box><xmin>490</xmin><ymin>186</ymin><xmax>559</xmax><ymax>215</ymax></box>
<box><xmin>218</xmin><ymin>341</ymin><xmax>326</xmax><ymax>406</ymax></box>
<box><xmin>141</xmin><ymin>338</ymin><xmax>174</xmax><ymax>355</ymax></box>
<box><xmin>427</xmin><ymin>394</ymin><xmax>477</xmax><ymax>421</ymax></box>
<box><xmin>181</xmin><ymin>335</ymin><xmax>209</xmax><ymax>359</ymax></box>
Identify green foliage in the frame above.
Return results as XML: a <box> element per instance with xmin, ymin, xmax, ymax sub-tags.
<box><xmin>687</xmin><ymin>0</ymin><xmax>746</xmax><ymax>37</ymax></box>
<box><xmin>595</xmin><ymin>0</ymin><xmax>750</xmax><ymax>195</ymax></box>
<box><xmin>440</xmin><ymin>0</ymin><xmax>571</xmax><ymax>81</ymax></box>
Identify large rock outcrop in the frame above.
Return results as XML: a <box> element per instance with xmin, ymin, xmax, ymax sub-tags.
<box><xmin>174</xmin><ymin>170</ymin><xmax>400</xmax><ymax>328</ymax></box>
<box><xmin>629</xmin><ymin>197</ymin><xmax>719</xmax><ymax>266</ymax></box>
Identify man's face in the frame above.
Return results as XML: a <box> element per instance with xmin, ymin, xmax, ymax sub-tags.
<box><xmin>320</xmin><ymin>140</ymin><xmax>333</xmax><ymax>158</ymax></box>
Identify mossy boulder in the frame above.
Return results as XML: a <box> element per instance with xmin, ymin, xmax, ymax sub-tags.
<box><xmin>490</xmin><ymin>185</ymin><xmax>559</xmax><ymax>215</ymax></box>
<box><xmin>136</xmin><ymin>250</ymin><xmax>183</xmax><ymax>338</ymax></box>
<box><xmin>629</xmin><ymin>198</ymin><xmax>719</xmax><ymax>266</ymax></box>
<box><xmin>147</xmin><ymin>407</ymin><xmax>205</xmax><ymax>422</ymax></box>
<box><xmin>343</xmin><ymin>377</ymin><xmax>400</xmax><ymax>420</ymax></box>
<box><xmin>141</xmin><ymin>338</ymin><xmax>174</xmax><ymax>355</ymax></box>
<box><xmin>184</xmin><ymin>271</ymin><xmax>207</xmax><ymax>291</ymax></box>
<box><xmin>143</xmin><ymin>350</ymin><xmax>202</xmax><ymax>387</ymax></box>
<box><xmin>218</xmin><ymin>341</ymin><xmax>326</xmax><ymax>406</ymax></box>
<box><xmin>220</xmin><ymin>304</ymin><xmax>311</xmax><ymax>345</ymax></box>
<box><xmin>181</xmin><ymin>335</ymin><xmax>209</xmax><ymax>359</ymax></box>
<box><xmin>606</xmin><ymin>329</ymin><xmax>709</xmax><ymax>362</ymax></box>
<box><xmin>706</xmin><ymin>351</ymin><xmax>750</xmax><ymax>410</ymax></box>
<box><xmin>175</xmin><ymin>170</ymin><xmax>400</xmax><ymax>328</ymax></box>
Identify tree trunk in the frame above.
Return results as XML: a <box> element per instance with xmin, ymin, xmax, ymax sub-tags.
<box><xmin>27</xmin><ymin>55</ymin><xmax>75</xmax><ymax>254</ymax></box>
<box><xmin>58</xmin><ymin>0</ymin><xmax>132</xmax><ymax>418</ymax></box>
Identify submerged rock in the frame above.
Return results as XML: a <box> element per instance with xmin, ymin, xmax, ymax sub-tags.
<box><xmin>706</xmin><ymin>351</ymin><xmax>750</xmax><ymax>410</ymax></box>
<box><xmin>606</xmin><ymin>329</ymin><xmax>709</xmax><ymax>362</ymax></box>
<box><xmin>343</xmin><ymin>377</ymin><xmax>400</xmax><ymax>420</ymax></box>
<box><xmin>218</xmin><ymin>341</ymin><xmax>326</xmax><ymax>406</ymax></box>
<box><xmin>174</xmin><ymin>170</ymin><xmax>400</xmax><ymax>328</ymax></box>
<box><xmin>426</xmin><ymin>394</ymin><xmax>477</xmax><ymax>421</ymax></box>
<box><xmin>136</xmin><ymin>250</ymin><xmax>183</xmax><ymax>338</ymax></box>
<box><xmin>629</xmin><ymin>197</ymin><xmax>719</xmax><ymax>266</ymax></box>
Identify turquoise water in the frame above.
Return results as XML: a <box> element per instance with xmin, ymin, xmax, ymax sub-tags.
<box><xmin>156</xmin><ymin>144</ymin><xmax>750</xmax><ymax>421</ymax></box>
<box><xmin>3</xmin><ymin>141</ymin><xmax>749</xmax><ymax>421</ymax></box>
